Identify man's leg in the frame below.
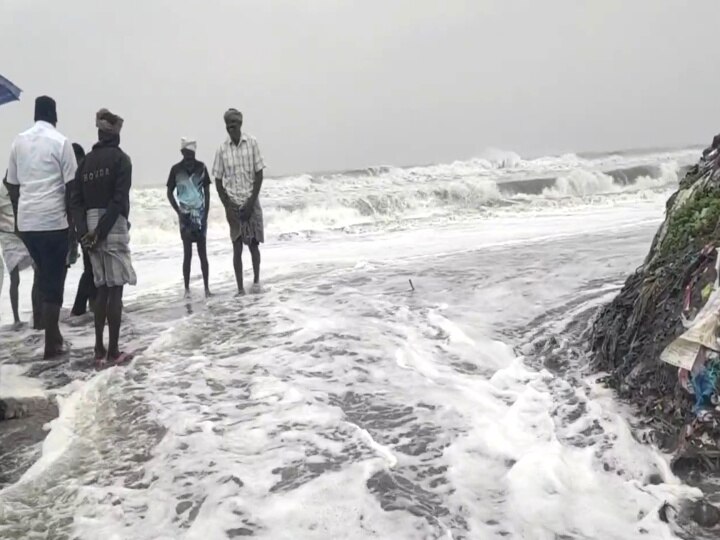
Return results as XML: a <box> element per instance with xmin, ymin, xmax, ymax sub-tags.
<box><xmin>71</xmin><ymin>277</ymin><xmax>88</xmax><ymax>315</ymax></box>
<box><xmin>94</xmin><ymin>285</ymin><xmax>108</xmax><ymax>358</ymax></box>
<box><xmin>9</xmin><ymin>267</ymin><xmax>20</xmax><ymax>324</ymax></box>
<box><xmin>42</xmin><ymin>303</ymin><xmax>63</xmax><ymax>358</ymax></box>
<box><xmin>183</xmin><ymin>239</ymin><xmax>192</xmax><ymax>294</ymax></box>
<box><xmin>43</xmin><ymin>231</ymin><xmax>69</xmax><ymax>359</ymax></box>
<box><xmin>249</xmin><ymin>240</ymin><xmax>261</xmax><ymax>285</ymax></box>
<box><xmin>72</xmin><ymin>249</ymin><xmax>94</xmax><ymax>315</ymax></box>
<box><xmin>86</xmin><ymin>249</ymin><xmax>97</xmax><ymax>312</ymax></box>
<box><xmin>197</xmin><ymin>237</ymin><xmax>210</xmax><ymax>296</ymax></box>
<box><xmin>23</xmin><ymin>232</ymin><xmax>61</xmax><ymax>357</ymax></box>
<box><xmin>107</xmin><ymin>286</ymin><xmax>124</xmax><ymax>359</ymax></box>
<box><xmin>31</xmin><ymin>267</ymin><xmax>42</xmax><ymax>330</ymax></box>
<box><xmin>233</xmin><ymin>239</ymin><xmax>244</xmax><ymax>294</ymax></box>
<box><xmin>21</xmin><ymin>236</ymin><xmax>44</xmax><ymax>331</ymax></box>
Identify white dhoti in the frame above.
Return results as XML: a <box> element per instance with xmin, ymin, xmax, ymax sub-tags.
<box><xmin>0</xmin><ymin>231</ymin><xmax>33</xmax><ymax>273</ymax></box>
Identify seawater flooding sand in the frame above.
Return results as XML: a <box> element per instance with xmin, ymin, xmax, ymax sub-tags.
<box><xmin>0</xmin><ymin>150</ymin><xmax>713</xmax><ymax>539</ymax></box>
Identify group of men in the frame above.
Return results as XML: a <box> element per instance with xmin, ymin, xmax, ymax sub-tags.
<box><xmin>165</xmin><ymin>107</ymin><xmax>265</xmax><ymax>298</ymax></box>
<box><xmin>1</xmin><ymin>97</ymin><xmax>266</xmax><ymax>367</ymax></box>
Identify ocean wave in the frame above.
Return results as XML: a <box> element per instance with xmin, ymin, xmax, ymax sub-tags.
<box><xmin>125</xmin><ymin>150</ymin><xmax>694</xmax><ymax>246</ymax></box>
<box><xmin>542</xmin><ymin>162</ymin><xmax>680</xmax><ymax>199</ymax></box>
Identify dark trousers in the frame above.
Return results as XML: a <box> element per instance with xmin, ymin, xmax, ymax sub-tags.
<box><xmin>71</xmin><ymin>248</ymin><xmax>97</xmax><ymax>315</ymax></box>
<box><xmin>20</xmin><ymin>229</ymin><xmax>69</xmax><ymax>305</ymax></box>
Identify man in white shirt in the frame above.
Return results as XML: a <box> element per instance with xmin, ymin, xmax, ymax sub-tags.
<box><xmin>212</xmin><ymin>108</ymin><xmax>266</xmax><ymax>295</ymax></box>
<box><xmin>0</xmin><ymin>172</ymin><xmax>37</xmax><ymax>327</ymax></box>
<box><xmin>5</xmin><ymin>96</ymin><xmax>77</xmax><ymax>358</ymax></box>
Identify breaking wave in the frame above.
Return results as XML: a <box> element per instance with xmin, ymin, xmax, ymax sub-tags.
<box><xmin>128</xmin><ymin>149</ymin><xmax>698</xmax><ymax>246</ymax></box>
<box><xmin>542</xmin><ymin>162</ymin><xmax>681</xmax><ymax>198</ymax></box>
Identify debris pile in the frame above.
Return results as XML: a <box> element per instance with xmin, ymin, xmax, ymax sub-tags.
<box><xmin>591</xmin><ymin>143</ymin><xmax>720</xmax><ymax>472</ymax></box>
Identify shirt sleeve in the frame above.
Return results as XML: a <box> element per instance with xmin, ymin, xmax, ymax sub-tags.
<box><xmin>252</xmin><ymin>139</ymin><xmax>265</xmax><ymax>172</ymax></box>
<box><xmin>6</xmin><ymin>143</ymin><xmax>18</xmax><ymax>185</ymax></box>
<box><xmin>60</xmin><ymin>139</ymin><xmax>78</xmax><ymax>184</ymax></box>
<box><xmin>95</xmin><ymin>154</ymin><xmax>131</xmax><ymax>241</ymax></box>
<box><xmin>203</xmin><ymin>166</ymin><xmax>212</xmax><ymax>186</ymax></box>
<box><xmin>211</xmin><ymin>148</ymin><xmax>224</xmax><ymax>179</ymax></box>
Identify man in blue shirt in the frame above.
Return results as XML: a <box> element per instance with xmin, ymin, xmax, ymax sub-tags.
<box><xmin>167</xmin><ymin>138</ymin><xmax>211</xmax><ymax>297</ymax></box>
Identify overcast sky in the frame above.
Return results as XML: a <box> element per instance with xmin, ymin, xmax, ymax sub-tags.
<box><xmin>1</xmin><ymin>0</ymin><xmax>718</xmax><ymax>184</ymax></box>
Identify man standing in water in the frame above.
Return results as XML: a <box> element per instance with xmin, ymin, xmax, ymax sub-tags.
<box><xmin>70</xmin><ymin>109</ymin><xmax>136</xmax><ymax>367</ymax></box>
<box><xmin>0</xmin><ymin>173</ymin><xmax>37</xmax><ymax>327</ymax></box>
<box><xmin>167</xmin><ymin>138</ymin><xmax>211</xmax><ymax>297</ymax></box>
<box><xmin>212</xmin><ymin>109</ymin><xmax>265</xmax><ymax>295</ymax></box>
<box><xmin>69</xmin><ymin>142</ymin><xmax>98</xmax><ymax>316</ymax></box>
<box><xmin>6</xmin><ymin>96</ymin><xmax>77</xmax><ymax>357</ymax></box>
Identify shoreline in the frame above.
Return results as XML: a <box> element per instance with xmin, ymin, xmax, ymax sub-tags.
<box><xmin>0</xmin><ymin>316</ymin><xmax>96</xmax><ymax>489</ymax></box>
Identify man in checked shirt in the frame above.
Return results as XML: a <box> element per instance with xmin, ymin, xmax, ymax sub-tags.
<box><xmin>212</xmin><ymin>108</ymin><xmax>266</xmax><ymax>295</ymax></box>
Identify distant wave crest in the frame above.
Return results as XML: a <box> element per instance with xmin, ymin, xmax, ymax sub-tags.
<box><xmin>128</xmin><ymin>149</ymin><xmax>698</xmax><ymax>246</ymax></box>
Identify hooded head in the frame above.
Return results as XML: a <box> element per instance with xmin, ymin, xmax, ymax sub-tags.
<box><xmin>96</xmin><ymin>108</ymin><xmax>123</xmax><ymax>143</ymax></box>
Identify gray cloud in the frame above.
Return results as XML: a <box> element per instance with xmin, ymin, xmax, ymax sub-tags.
<box><xmin>1</xmin><ymin>0</ymin><xmax>717</xmax><ymax>184</ymax></box>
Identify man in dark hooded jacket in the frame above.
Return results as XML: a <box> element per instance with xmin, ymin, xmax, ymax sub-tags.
<box><xmin>70</xmin><ymin>109</ymin><xmax>136</xmax><ymax>367</ymax></box>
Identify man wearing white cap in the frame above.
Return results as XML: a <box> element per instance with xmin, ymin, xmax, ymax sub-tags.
<box><xmin>167</xmin><ymin>137</ymin><xmax>212</xmax><ymax>297</ymax></box>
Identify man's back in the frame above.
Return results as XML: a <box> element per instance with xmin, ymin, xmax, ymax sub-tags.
<box><xmin>7</xmin><ymin>121</ymin><xmax>77</xmax><ymax>232</ymax></box>
<box><xmin>78</xmin><ymin>141</ymin><xmax>132</xmax><ymax>217</ymax></box>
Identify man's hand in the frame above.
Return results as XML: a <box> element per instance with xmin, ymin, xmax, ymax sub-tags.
<box><xmin>225</xmin><ymin>201</ymin><xmax>238</xmax><ymax>222</ymax></box>
<box><xmin>67</xmin><ymin>239</ymin><xmax>79</xmax><ymax>266</ymax></box>
<box><xmin>239</xmin><ymin>199</ymin><xmax>255</xmax><ymax>222</ymax></box>
<box><xmin>81</xmin><ymin>230</ymin><xmax>98</xmax><ymax>251</ymax></box>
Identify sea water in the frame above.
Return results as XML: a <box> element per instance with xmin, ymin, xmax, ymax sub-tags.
<box><xmin>0</xmin><ymin>148</ymin><xmax>712</xmax><ymax>539</ymax></box>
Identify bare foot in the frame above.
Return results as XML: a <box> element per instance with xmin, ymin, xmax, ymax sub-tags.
<box><xmin>236</xmin><ymin>288</ymin><xmax>246</xmax><ymax>297</ymax></box>
<box><xmin>44</xmin><ymin>341</ymin><xmax>69</xmax><ymax>360</ymax></box>
<box><xmin>108</xmin><ymin>351</ymin><xmax>134</xmax><ymax>365</ymax></box>
<box><xmin>95</xmin><ymin>345</ymin><xmax>107</xmax><ymax>360</ymax></box>
<box><xmin>249</xmin><ymin>283</ymin><xmax>263</xmax><ymax>295</ymax></box>
<box><xmin>205</xmin><ymin>289</ymin><xmax>213</xmax><ymax>298</ymax></box>
<box><xmin>184</xmin><ymin>289</ymin><xmax>192</xmax><ymax>299</ymax></box>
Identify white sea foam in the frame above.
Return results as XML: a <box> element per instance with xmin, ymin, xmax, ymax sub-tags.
<box><xmin>15</xmin><ymin>379</ymin><xmax>88</xmax><ymax>484</ymax></box>
<box><xmin>0</xmin><ymin>148</ymin><xmax>711</xmax><ymax>539</ymax></box>
<box><xmin>121</xmin><ymin>148</ymin><xmax>695</xmax><ymax>249</ymax></box>
<box><xmin>0</xmin><ymin>364</ymin><xmax>45</xmax><ymax>399</ymax></box>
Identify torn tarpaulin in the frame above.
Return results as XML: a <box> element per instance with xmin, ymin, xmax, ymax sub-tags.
<box><xmin>660</xmin><ymin>245</ymin><xmax>720</xmax><ymax>423</ymax></box>
<box><xmin>662</xmin><ymin>246</ymin><xmax>720</xmax><ymax>371</ymax></box>
<box><xmin>661</xmin><ymin>287</ymin><xmax>720</xmax><ymax>370</ymax></box>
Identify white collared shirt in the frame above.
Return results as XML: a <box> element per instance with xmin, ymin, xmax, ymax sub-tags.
<box><xmin>6</xmin><ymin>121</ymin><xmax>77</xmax><ymax>232</ymax></box>
<box><xmin>212</xmin><ymin>133</ymin><xmax>265</xmax><ymax>204</ymax></box>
